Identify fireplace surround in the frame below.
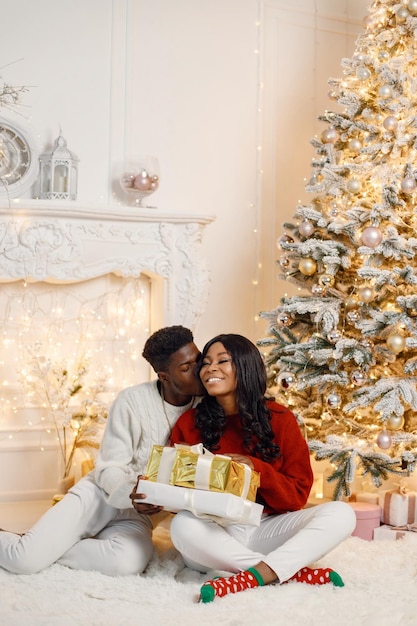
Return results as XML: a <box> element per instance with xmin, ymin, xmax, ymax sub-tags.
<box><xmin>0</xmin><ymin>200</ymin><xmax>214</xmax><ymax>501</ymax></box>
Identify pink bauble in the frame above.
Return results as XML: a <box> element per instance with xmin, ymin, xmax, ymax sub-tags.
<box><xmin>376</xmin><ymin>431</ymin><xmax>392</xmax><ymax>449</ymax></box>
<box><xmin>360</xmin><ymin>226</ymin><xmax>383</xmax><ymax>248</ymax></box>
<box><xmin>322</xmin><ymin>128</ymin><xmax>339</xmax><ymax>144</ymax></box>
<box><xmin>299</xmin><ymin>220</ymin><xmax>315</xmax><ymax>238</ymax></box>
<box><xmin>133</xmin><ymin>170</ymin><xmax>152</xmax><ymax>191</ymax></box>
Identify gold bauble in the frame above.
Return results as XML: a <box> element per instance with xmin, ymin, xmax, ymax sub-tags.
<box><xmin>358</xmin><ymin>286</ymin><xmax>374</xmax><ymax>303</ymax></box>
<box><xmin>387</xmin><ymin>415</ymin><xmax>404</xmax><ymax>430</ymax></box>
<box><xmin>345</xmin><ymin>295</ymin><xmax>359</xmax><ymax>310</ymax></box>
<box><xmin>298</xmin><ymin>258</ymin><xmax>317</xmax><ymax>276</ymax></box>
<box><xmin>386</xmin><ymin>333</ymin><xmax>406</xmax><ymax>354</ymax></box>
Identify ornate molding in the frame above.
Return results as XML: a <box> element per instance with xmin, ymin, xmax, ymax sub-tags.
<box><xmin>0</xmin><ymin>201</ymin><xmax>214</xmax><ymax>329</ymax></box>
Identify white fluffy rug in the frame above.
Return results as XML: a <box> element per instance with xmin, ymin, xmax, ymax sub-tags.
<box><xmin>1</xmin><ymin>518</ymin><xmax>417</xmax><ymax>626</ymax></box>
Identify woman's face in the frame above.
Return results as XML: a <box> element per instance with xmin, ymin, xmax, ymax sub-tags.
<box><xmin>199</xmin><ymin>342</ymin><xmax>237</xmax><ymax>397</ymax></box>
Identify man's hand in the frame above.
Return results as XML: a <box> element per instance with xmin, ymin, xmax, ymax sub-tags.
<box><xmin>130</xmin><ymin>475</ymin><xmax>163</xmax><ymax>516</ymax></box>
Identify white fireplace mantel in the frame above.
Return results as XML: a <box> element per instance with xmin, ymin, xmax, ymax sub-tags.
<box><xmin>0</xmin><ymin>200</ymin><xmax>215</xmax><ymax>330</ymax></box>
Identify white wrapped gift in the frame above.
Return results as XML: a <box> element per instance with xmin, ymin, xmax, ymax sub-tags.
<box><xmin>136</xmin><ymin>478</ymin><xmax>264</xmax><ymax>526</ymax></box>
<box><xmin>378</xmin><ymin>485</ymin><xmax>417</xmax><ymax>527</ymax></box>
<box><xmin>373</xmin><ymin>523</ymin><xmax>417</xmax><ymax>541</ymax></box>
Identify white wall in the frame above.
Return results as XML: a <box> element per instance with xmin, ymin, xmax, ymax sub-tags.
<box><xmin>0</xmin><ymin>0</ymin><xmax>367</xmax><ymax>498</ymax></box>
<box><xmin>0</xmin><ymin>0</ymin><xmax>366</xmax><ymax>349</ymax></box>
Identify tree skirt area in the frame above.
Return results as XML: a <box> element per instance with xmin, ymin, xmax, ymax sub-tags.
<box><xmin>1</xmin><ymin>517</ymin><xmax>417</xmax><ymax>626</ymax></box>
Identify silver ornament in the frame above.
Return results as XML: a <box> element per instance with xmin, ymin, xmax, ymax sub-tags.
<box><xmin>276</xmin><ymin>371</ymin><xmax>297</xmax><ymax>390</ymax></box>
<box><xmin>277</xmin><ymin>312</ymin><xmax>292</xmax><ymax>327</ymax></box>
<box><xmin>351</xmin><ymin>370</ymin><xmax>368</xmax><ymax>386</ymax></box>
<box><xmin>318</xmin><ymin>274</ymin><xmax>335</xmax><ymax>288</ymax></box>
<box><xmin>346</xmin><ymin>310</ymin><xmax>360</xmax><ymax>324</ymax></box>
<box><xmin>279</xmin><ymin>255</ymin><xmax>290</xmax><ymax>270</ymax></box>
<box><xmin>328</xmin><ymin>329</ymin><xmax>342</xmax><ymax>343</ymax></box>
<box><xmin>277</xmin><ymin>234</ymin><xmax>294</xmax><ymax>249</ymax></box>
<box><xmin>311</xmin><ymin>284</ymin><xmax>325</xmax><ymax>296</ymax></box>
<box><xmin>326</xmin><ymin>392</ymin><xmax>342</xmax><ymax>409</ymax></box>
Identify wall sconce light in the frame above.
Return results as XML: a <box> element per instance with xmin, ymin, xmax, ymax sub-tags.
<box><xmin>39</xmin><ymin>131</ymin><xmax>79</xmax><ymax>200</ymax></box>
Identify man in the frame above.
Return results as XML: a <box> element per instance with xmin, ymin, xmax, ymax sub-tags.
<box><xmin>0</xmin><ymin>325</ymin><xmax>202</xmax><ymax>576</ymax></box>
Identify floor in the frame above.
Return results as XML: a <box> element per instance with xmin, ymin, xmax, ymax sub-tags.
<box><xmin>0</xmin><ymin>500</ymin><xmax>51</xmax><ymax>534</ymax></box>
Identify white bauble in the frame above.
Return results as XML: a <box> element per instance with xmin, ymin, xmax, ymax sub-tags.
<box><xmin>408</xmin><ymin>0</ymin><xmax>417</xmax><ymax>15</ymax></box>
<box><xmin>360</xmin><ymin>226</ymin><xmax>383</xmax><ymax>248</ymax></box>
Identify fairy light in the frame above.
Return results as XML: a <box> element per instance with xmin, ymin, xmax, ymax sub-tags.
<box><xmin>0</xmin><ymin>275</ymin><xmax>151</xmax><ymax>451</ymax></box>
<box><xmin>251</xmin><ymin>3</ymin><xmax>264</xmax><ymax>334</ymax></box>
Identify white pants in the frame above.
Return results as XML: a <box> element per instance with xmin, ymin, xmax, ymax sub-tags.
<box><xmin>0</xmin><ymin>474</ymin><xmax>154</xmax><ymax>576</ymax></box>
<box><xmin>170</xmin><ymin>501</ymin><xmax>356</xmax><ymax>583</ymax></box>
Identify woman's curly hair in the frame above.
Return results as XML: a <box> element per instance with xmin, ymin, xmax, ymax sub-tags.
<box><xmin>195</xmin><ymin>333</ymin><xmax>280</xmax><ymax>462</ymax></box>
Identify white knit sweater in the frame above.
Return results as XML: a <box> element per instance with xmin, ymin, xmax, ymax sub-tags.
<box><xmin>94</xmin><ymin>380</ymin><xmax>199</xmax><ymax>510</ymax></box>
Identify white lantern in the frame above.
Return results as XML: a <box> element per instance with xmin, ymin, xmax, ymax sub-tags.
<box><xmin>39</xmin><ymin>132</ymin><xmax>79</xmax><ymax>200</ymax></box>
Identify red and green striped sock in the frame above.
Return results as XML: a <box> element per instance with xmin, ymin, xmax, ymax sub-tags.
<box><xmin>200</xmin><ymin>567</ymin><xmax>265</xmax><ymax>603</ymax></box>
<box><xmin>288</xmin><ymin>567</ymin><xmax>344</xmax><ymax>587</ymax></box>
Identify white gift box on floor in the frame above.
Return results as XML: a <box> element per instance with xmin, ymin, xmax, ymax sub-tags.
<box><xmin>378</xmin><ymin>488</ymin><xmax>417</xmax><ymax>527</ymax></box>
<box><xmin>137</xmin><ymin>479</ymin><xmax>264</xmax><ymax>526</ymax></box>
<box><xmin>373</xmin><ymin>524</ymin><xmax>417</xmax><ymax>541</ymax></box>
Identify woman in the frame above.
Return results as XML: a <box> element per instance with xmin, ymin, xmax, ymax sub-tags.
<box><xmin>169</xmin><ymin>334</ymin><xmax>356</xmax><ymax>603</ymax></box>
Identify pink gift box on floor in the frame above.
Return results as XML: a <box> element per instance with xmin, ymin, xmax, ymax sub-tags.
<box><xmin>349</xmin><ymin>502</ymin><xmax>381</xmax><ymax>541</ymax></box>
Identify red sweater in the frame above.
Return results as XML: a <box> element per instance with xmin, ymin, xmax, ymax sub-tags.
<box><xmin>170</xmin><ymin>400</ymin><xmax>313</xmax><ymax>515</ymax></box>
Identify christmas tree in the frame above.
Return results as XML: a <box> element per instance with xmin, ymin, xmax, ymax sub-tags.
<box><xmin>258</xmin><ymin>0</ymin><xmax>417</xmax><ymax>499</ymax></box>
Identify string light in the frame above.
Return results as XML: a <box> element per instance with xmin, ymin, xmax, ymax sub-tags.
<box><xmin>0</xmin><ymin>275</ymin><xmax>151</xmax><ymax>451</ymax></box>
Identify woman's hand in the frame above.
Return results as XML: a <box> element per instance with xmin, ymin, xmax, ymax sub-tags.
<box><xmin>129</xmin><ymin>475</ymin><xmax>163</xmax><ymax>516</ymax></box>
<box><xmin>224</xmin><ymin>453</ymin><xmax>254</xmax><ymax>470</ymax></box>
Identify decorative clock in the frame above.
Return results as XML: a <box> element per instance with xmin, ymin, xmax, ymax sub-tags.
<box><xmin>0</xmin><ymin>114</ymin><xmax>39</xmax><ymax>198</ymax></box>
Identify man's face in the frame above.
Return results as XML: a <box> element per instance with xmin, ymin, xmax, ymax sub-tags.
<box><xmin>163</xmin><ymin>342</ymin><xmax>204</xmax><ymax>398</ymax></box>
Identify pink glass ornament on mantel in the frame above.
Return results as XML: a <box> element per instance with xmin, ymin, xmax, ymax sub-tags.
<box><xmin>119</xmin><ymin>156</ymin><xmax>160</xmax><ymax>208</ymax></box>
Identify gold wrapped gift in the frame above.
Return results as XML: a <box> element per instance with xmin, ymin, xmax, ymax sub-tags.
<box><xmin>145</xmin><ymin>444</ymin><xmax>260</xmax><ymax>502</ymax></box>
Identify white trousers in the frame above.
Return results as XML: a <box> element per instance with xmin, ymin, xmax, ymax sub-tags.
<box><xmin>0</xmin><ymin>474</ymin><xmax>154</xmax><ymax>576</ymax></box>
<box><xmin>170</xmin><ymin>500</ymin><xmax>356</xmax><ymax>583</ymax></box>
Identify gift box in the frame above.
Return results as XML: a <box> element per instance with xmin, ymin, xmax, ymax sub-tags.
<box><xmin>378</xmin><ymin>486</ymin><xmax>417</xmax><ymax>527</ymax></box>
<box><xmin>349</xmin><ymin>502</ymin><xmax>381</xmax><ymax>541</ymax></box>
<box><xmin>145</xmin><ymin>444</ymin><xmax>260</xmax><ymax>502</ymax></box>
<box><xmin>373</xmin><ymin>523</ymin><xmax>417</xmax><ymax>541</ymax></box>
<box><xmin>136</xmin><ymin>478</ymin><xmax>264</xmax><ymax>526</ymax></box>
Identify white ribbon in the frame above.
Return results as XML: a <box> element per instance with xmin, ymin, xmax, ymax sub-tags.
<box><xmin>158</xmin><ymin>443</ymin><xmax>252</xmax><ymax>498</ymax></box>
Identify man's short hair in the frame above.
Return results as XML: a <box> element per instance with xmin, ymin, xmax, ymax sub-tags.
<box><xmin>142</xmin><ymin>325</ymin><xmax>194</xmax><ymax>373</ymax></box>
